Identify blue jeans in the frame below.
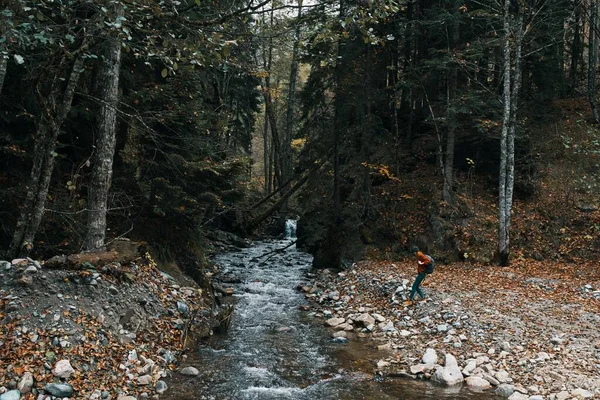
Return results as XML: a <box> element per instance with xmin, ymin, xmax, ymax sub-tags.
<box><xmin>410</xmin><ymin>272</ymin><xmax>426</xmax><ymax>300</ymax></box>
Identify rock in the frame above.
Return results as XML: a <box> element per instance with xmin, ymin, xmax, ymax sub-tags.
<box><xmin>507</xmin><ymin>393</ymin><xmax>528</xmax><ymax>400</ymax></box>
<box><xmin>571</xmin><ymin>388</ymin><xmax>593</xmax><ymax>398</ymax></box>
<box><xmin>17</xmin><ymin>372</ymin><xmax>34</xmax><ymax>394</ymax></box>
<box><xmin>330</xmin><ymin>337</ymin><xmax>348</xmax><ymax>344</ymax></box>
<box><xmin>377</xmin><ymin>360</ymin><xmax>390</xmax><ymax>368</ymax></box>
<box><xmin>53</xmin><ymin>359</ymin><xmax>75</xmax><ymax>378</ymax></box>
<box><xmin>332</xmin><ymin>330</ymin><xmax>347</xmax><ymax>338</ymax></box>
<box><xmin>354</xmin><ymin>313</ymin><xmax>375</xmax><ymax>327</ymax></box>
<box><xmin>410</xmin><ymin>364</ymin><xmax>427</xmax><ymax>374</ymax></box>
<box><xmin>89</xmin><ymin>389</ymin><xmax>102</xmax><ymax>399</ymax></box>
<box><xmin>325</xmin><ymin>317</ymin><xmax>345</xmax><ymax>327</ymax></box>
<box><xmin>495</xmin><ymin>369</ymin><xmax>512</xmax><ymax>383</ymax></box>
<box><xmin>444</xmin><ymin>353</ymin><xmax>458</xmax><ymax>367</ymax></box>
<box><xmin>466</xmin><ymin>376</ymin><xmax>492</xmax><ymax>390</ymax></box>
<box><xmin>372</xmin><ymin>313</ymin><xmax>386</xmax><ymax>322</ymax></box>
<box><xmin>327</xmin><ymin>291</ymin><xmax>339</xmax><ymax>300</ymax></box>
<box><xmin>431</xmin><ymin>364</ymin><xmax>464</xmax><ymax>386</ymax></box>
<box><xmin>0</xmin><ymin>390</ymin><xmax>21</xmax><ymax>400</ymax></box>
<box><xmin>117</xmin><ymin>396</ymin><xmax>137</xmax><ymax>400</ymax></box>
<box><xmin>0</xmin><ymin>260</ymin><xmax>11</xmax><ymax>270</ymax></box>
<box><xmin>109</xmin><ymin>286</ymin><xmax>119</xmax><ymax>296</ymax></box>
<box><xmin>437</xmin><ymin>324</ymin><xmax>448</xmax><ymax>332</ymax></box>
<box><xmin>179</xmin><ymin>366</ymin><xmax>199</xmax><ymax>376</ymax></box>
<box><xmin>422</xmin><ymin>348</ymin><xmax>438</xmax><ymax>365</ymax></box>
<box><xmin>24</xmin><ymin>265</ymin><xmax>38</xmax><ymax>274</ymax></box>
<box><xmin>495</xmin><ymin>384</ymin><xmax>515</xmax><ymax>398</ymax></box>
<box><xmin>155</xmin><ymin>381</ymin><xmax>168</xmax><ymax>395</ymax></box>
<box><xmin>176</xmin><ymin>301</ymin><xmax>189</xmax><ymax>316</ymax></box>
<box><xmin>400</xmin><ymin>330</ymin><xmax>411</xmax><ymax>337</ymax></box>
<box><xmin>17</xmin><ymin>274</ymin><xmax>33</xmax><ymax>285</ymax></box>
<box><xmin>555</xmin><ymin>391</ymin><xmax>570</xmax><ymax>400</ymax></box>
<box><xmin>462</xmin><ymin>360</ymin><xmax>477</xmax><ymax>376</ymax></box>
<box><xmin>137</xmin><ymin>375</ymin><xmax>153</xmax><ymax>385</ymax></box>
<box><xmin>44</xmin><ymin>383</ymin><xmax>74</xmax><ymax>397</ymax></box>
<box><xmin>528</xmin><ymin>396</ymin><xmax>544</xmax><ymax>400</ymax></box>
<box><xmin>483</xmin><ymin>374</ymin><xmax>500</xmax><ymax>386</ymax></box>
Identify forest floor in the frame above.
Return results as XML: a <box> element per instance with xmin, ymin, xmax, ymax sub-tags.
<box><xmin>0</xmin><ymin>251</ymin><xmax>217</xmax><ymax>400</ymax></box>
<box><xmin>303</xmin><ymin>258</ymin><xmax>600</xmax><ymax>399</ymax></box>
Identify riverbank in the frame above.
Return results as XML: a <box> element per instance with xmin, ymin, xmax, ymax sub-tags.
<box><xmin>0</xmin><ymin>249</ymin><xmax>222</xmax><ymax>399</ymax></box>
<box><xmin>302</xmin><ymin>259</ymin><xmax>600</xmax><ymax>400</ymax></box>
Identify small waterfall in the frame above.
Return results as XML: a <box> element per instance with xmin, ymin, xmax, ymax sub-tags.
<box><xmin>284</xmin><ymin>219</ymin><xmax>297</xmax><ymax>239</ymax></box>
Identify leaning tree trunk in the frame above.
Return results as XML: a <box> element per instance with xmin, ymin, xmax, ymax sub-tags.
<box><xmin>589</xmin><ymin>0</ymin><xmax>599</xmax><ymax>122</ymax></box>
<box><xmin>9</xmin><ymin>56</ymin><xmax>85</xmax><ymax>258</ymax></box>
<box><xmin>84</xmin><ymin>5</ymin><xmax>123</xmax><ymax>251</ymax></box>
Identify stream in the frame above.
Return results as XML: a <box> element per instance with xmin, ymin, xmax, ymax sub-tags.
<box><xmin>164</xmin><ymin>228</ymin><xmax>499</xmax><ymax>399</ymax></box>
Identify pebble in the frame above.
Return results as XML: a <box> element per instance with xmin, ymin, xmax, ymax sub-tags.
<box><xmin>44</xmin><ymin>383</ymin><xmax>74</xmax><ymax>397</ymax></box>
<box><xmin>17</xmin><ymin>372</ymin><xmax>33</xmax><ymax>394</ymax></box>
<box><xmin>0</xmin><ymin>390</ymin><xmax>21</xmax><ymax>400</ymax></box>
<box><xmin>155</xmin><ymin>381</ymin><xmax>168</xmax><ymax>394</ymax></box>
<box><xmin>179</xmin><ymin>366</ymin><xmax>199</xmax><ymax>376</ymax></box>
<box><xmin>465</xmin><ymin>376</ymin><xmax>491</xmax><ymax>390</ymax></box>
<box><xmin>53</xmin><ymin>359</ymin><xmax>75</xmax><ymax>378</ymax></box>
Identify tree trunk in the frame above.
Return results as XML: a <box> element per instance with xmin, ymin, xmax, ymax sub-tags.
<box><xmin>498</xmin><ymin>1</ymin><xmax>523</xmax><ymax>266</ymax></box>
<box><xmin>589</xmin><ymin>0</ymin><xmax>599</xmax><ymax>122</ymax></box>
<box><xmin>0</xmin><ymin>56</ymin><xmax>7</xmax><ymax>95</ymax></box>
<box><xmin>443</xmin><ymin>13</ymin><xmax>460</xmax><ymax>203</ymax></box>
<box><xmin>9</xmin><ymin>56</ymin><xmax>85</xmax><ymax>257</ymax></box>
<box><xmin>283</xmin><ymin>1</ymin><xmax>302</xmax><ymax>186</ymax></box>
<box><xmin>84</xmin><ymin>4</ymin><xmax>123</xmax><ymax>251</ymax></box>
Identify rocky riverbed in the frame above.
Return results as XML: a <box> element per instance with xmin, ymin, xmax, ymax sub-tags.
<box><xmin>0</xmin><ymin>251</ymin><xmax>222</xmax><ymax>400</ymax></box>
<box><xmin>301</xmin><ymin>259</ymin><xmax>600</xmax><ymax>400</ymax></box>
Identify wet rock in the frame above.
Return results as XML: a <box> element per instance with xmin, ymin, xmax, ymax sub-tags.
<box><xmin>177</xmin><ymin>301</ymin><xmax>189</xmax><ymax>316</ymax></box>
<box><xmin>17</xmin><ymin>372</ymin><xmax>33</xmax><ymax>394</ymax></box>
<box><xmin>330</xmin><ymin>337</ymin><xmax>348</xmax><ymax>344</ymax></box>
<box><xmin>17</xmin><ymin>275</ymin><xmax>33</xmax><ymax>285</ymax></box>
<box><xmin>466</xmin><ymin>376</ymin><xmax>491</xmax><ymax>390</ymax></box>
<box><xmin>53</xmin><ymin>359</ymin><xmax>75</xmax><ymax>378</ymax></box>
<box><xmin>422</xmin><ymin>348</ymin><xmax>438</xmax><ymax>365</ymax></box>
<box><xmin>0</xmin><ymin>390</ymin><xmax>21</xmax><ymax>400</ymax></box>
<box><xmin>44</xmin><ymin>383</ymin><xmax>74</xmax><ymax>397</ymax></box>
<box><xmin>179</xmin><ymin>366</ymin><xmax>199</xmax><ymax>376</ymax></box>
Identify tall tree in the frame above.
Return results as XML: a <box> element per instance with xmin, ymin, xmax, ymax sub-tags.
<box><xmin>498</xmin><ymin>0</ymin><xmax>524</xmax><ymax>265</ymax></box>
<box><xmin>589</xmin><ymin>0</ymin><xmax>599</xmax><ymax>122</ymax></box>
<box><xmin>84</xmin><ymin>4</ymin><xmax>124</xmax><ymax>251</ymax></box>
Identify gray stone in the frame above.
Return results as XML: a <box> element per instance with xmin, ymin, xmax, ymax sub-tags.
<box><xmin>507</xmin><ymin>393</ymin><xmax>528</xmax><ymax>400</ymax></box>
<box><xmin>332</xmin><ymin>330</ymin><xmax>347</xmax><ymax>338</ymax></box>
<box><xmin>422</xmin><ymin>348</ymin><xmax>438</xmax><ymax>365</ymax></box>
<box><xmin>372</xmin><ymin>313</ymin><xmax>386</xmax><ymax>322</ymax></box>
<box><xmin>137</xmin><ymin>375</ymin><xmax>153</xmax><ymax>385</ymax></box>
<box><xmin>176</xmin><ymin>301</ymin><xmax>189</xmax><ymax>316</ymax></box>
<box><xmin>53</xmin><ymin>359</ymin><xmax>75</xmax><ymax>378</ymax></box>
<box><xmin>17</xmin><ymin>372</ymin><xmax>34</xmax><ymax>394</ymax></box>
<box><xmin>179</xmin><ymin>366</ymin><xmax>199</xmax><ymax>376</ymax></box>
<box><xmin>354</xmin><ymin>313</ymin><xmax>375</xmax><ymax>327</ymax></box>
<box><xmin>571</xmin><ymin>388</ymin><xmax>593</xmax><ymax>398</ymax></box>
<box><xmin>108</xmin><ymin>286</ymin><xmax>119</xmax><ymax>296</ymax></box>
<box><xmin>495</xmin><ymin>384</ymin><xmax>515</xmax><ymax>398</ymax></box>
<box><xmin>437</xmin><ymin>324</ymin><xmax>448</xmax><ymax>332</ymax></box>
<box><xmin>431</xmin><ymin>365</ymin><xmax>464</xmax><ymax>386</ymax></box>
<box><xmin>555</xmin><ymin>391</ymin><xmax>570</xmax><ymax>400</ymax></box>
<box><xmin>462</xmin><ymin>360</ymin><xmax>477</xmax><ymax>376</ymax></box>
<box><xmin>410</xmin><ymin>364</ymin><xmax>427</xmax><ymax>374</ymax></box>
<box><xmin>495</xmin><ymin>369</ymin><xmax>512</xmax><ymax>383</ymax></box>
<box><xmin>444</xmin><ymin>353</ymin><xmax>458</xmax><ymax>367</ymax></box>
<box><xmin>155</xmin><ymin>381</ymin><xmax>168</xmax><ymax>395</ymax></box>
<box><xmin>24</xmin><ymin>265</ymin><xmax>38</xmax><ymax>274</ymax></box>
<box><xmin>89</xmin><ymin>389</ymin><xmax>102</xmax><ymax>400</ymax></box>
<box><xmin>528</xmin><ymin>396</ymin><xmax>544</xmax><ymax>400</ymax></box>
<box><xmin>0</xmin><ymin>390</ymin><xmax>21</xmax><ymax>400</ymax></box>
<box><xmin>325</xmin><ymin>317</ymin><xmax>345</xmax><ymax>327</ymax></box>
<box><xmin>465</xmin><ymin>376</ymin><xmax>492</xmax><ymax>390</ymax></box>
<box><xmin>44</xmin><ymin>383</ymin><xmax>74</xmax><ymax>397</ymax></box>
<box><xmin>483</xmin><ymin>374</ymin><xmax>500</xmax><ymax>386</ymax></box>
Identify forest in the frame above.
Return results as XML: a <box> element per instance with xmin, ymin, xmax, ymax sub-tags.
<box><xmin>2</xmin><ymin>1</ymin><xmax>600</xmax><ymax>399</ymax></box>
<box><xmin>1</xmin><ymin>0</ymin><xmax>600</xmax><ymax>275</ymax></box>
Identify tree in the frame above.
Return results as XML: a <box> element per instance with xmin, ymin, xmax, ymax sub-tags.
<box><xmin>84</xmin><ymin>3</ymin><xmax>124</xmax><ymax>251</ymax></box>
<box><xmin>498</xmin><ymin>0</ymin><xmax>524</xmax><ymax>266</ymax></box>
<box><xmin>589</xmin><ymin>0</ymin><xmax>599</xmax><ymax>122</ymax></box>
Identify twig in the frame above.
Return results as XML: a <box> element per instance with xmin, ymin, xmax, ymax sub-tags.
<box><xmin>256</xmin><ymin>239</ymin><xmax>298</xmax><ymax>265</ymax></box>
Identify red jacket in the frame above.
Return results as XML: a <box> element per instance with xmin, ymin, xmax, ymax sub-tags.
<box><xmin>416</xmin><ymin>251</ymin><xmax>431</xmax><ymax>273</ymax></box>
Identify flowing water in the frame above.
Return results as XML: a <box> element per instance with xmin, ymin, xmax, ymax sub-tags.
<box><xmin>164</xmin><ymin>233</ymin><xmax>499</xmax><ymax>400</ymax></box>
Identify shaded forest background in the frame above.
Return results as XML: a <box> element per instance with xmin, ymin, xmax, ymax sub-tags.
<box><xmin>1</xmin><ymin>0</ymin><xmax>600</xmax><ymax>278</ymax></box>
